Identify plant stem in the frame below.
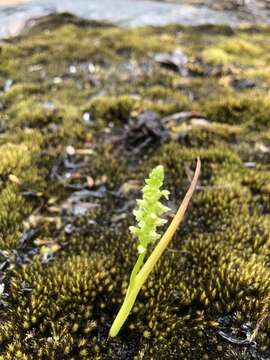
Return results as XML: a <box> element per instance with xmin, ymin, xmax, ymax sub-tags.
<box><xmin>129</xmin><ymin>252</ymin><xmax>145</xmax><ymax>289</ymax></box>
<box><xmin>109</xmin><ymin>158</ymin><xmax>201</xmax><ymax>338</ymax></box>
<box><xmin>109</xmin><ymin>279</ymin><xmax>142</xmax><ymax>337</ymax></box>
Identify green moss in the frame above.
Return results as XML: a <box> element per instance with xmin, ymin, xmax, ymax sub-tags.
<box><xmin>232</xmin><ymin>168</ymin><xmax>270</xmax><ymax>214</ymax></box>
<box><xmin>88</xmin><ymin>95</ymin><xmax>137</xmax><ymax>125</ymax></box>
<box><xmin>2</xmin><ymin>83</ymin><xmax>46</xmax><ymax>102</ymax></box>
<box><xmin>7</xmin><ymin>98</ymin><xmax>61</xmax><ymax>129</ymax></box>
<box><xmin>202</xmin><ymin>47</ymin><xmax>234</xmax><ymax>65</ymax></box>
<box><xmin>0</xmin><ymin>253</ymin><xmax>118</xmax><ymax>358</ymax></box>
<box><xmin>202</xmin><ymin>32</ymin><xmax>270</xmax><ymax>69</ymax></box>
<box><xmin>0</xmin><ymin>137</ymin><xmax>44</xmax><ymax>249</ymax></box>
<box><xmin>172</xmin><ymin>121</ymin><xmax>242</xmax><ymax>147</ymax></box>
<box><xmin>0</xmin><ymin>184</ymin><xmax>31</xmax><ymax>249</ymax></box>
<box><xmin>219</xmin><ymin>36</ymin><xmax>263</xmax><ymax>58</ymax></box>
<box><xmin>202</xmin><ymin>93</ymin><xmax>270</xmax><ymax>130</ymax></box>
<box><xmin>0</xmin><ymin>142</ymin><xmax>41</xmax><ymax>184</ymax></box>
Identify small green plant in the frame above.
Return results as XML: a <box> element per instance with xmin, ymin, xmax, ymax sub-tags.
<box><xmin>109</xmin><ymin>158</ymin><xmax>201</xmax><ymax>337</ymax></box>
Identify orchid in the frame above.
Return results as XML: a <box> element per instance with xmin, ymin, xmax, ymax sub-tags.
<box><xmin>109</xmin><ymin>159</ymin><xmax>201</xmax><ymax>337</ymax></box>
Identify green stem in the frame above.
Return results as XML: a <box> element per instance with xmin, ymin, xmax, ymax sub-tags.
<box><xmin>129</xmin><ymin>252</ymin><xmax>145</xmax><ymax>289</ymax></box>
<box><xmin>109</xmin><ymin>158</ymin><xmax>201</xmax><ymax>338</ymax></box>
<box><xmin>109</xmin><ymin>253</ymin><xmax>145</xmax><ymax>337</ymax></box>
<box><xmin>109</xmin><ymin>280</ymin><xmax>141</xmax><ymax>337</ymax></box>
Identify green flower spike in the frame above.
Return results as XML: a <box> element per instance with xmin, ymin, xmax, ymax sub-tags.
<box><xmin>109</xmin><ymin>159</ymin><xmax>201</xmax><ymax>337</ymax></box>
<box><xmin>128</xmin><ymin>165</ymin><xmax>170</xmax><ymax>286</ymax></box>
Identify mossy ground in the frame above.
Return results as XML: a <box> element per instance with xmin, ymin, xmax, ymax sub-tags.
<box><xmin>0</xmin><ymin>16</ymin><xmax>270</xmax><ymax>359</ymax></box>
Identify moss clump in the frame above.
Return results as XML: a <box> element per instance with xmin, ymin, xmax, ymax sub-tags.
<box><xmin>236</xmin><ymin>168</ymin><xmax>270</xmax><ymax>214</ymax></box>
<box><xmin>2</xmin><ymin>83</ymin><xmax>46</xmax><ymax>102</ymax></box>
<box><xmin>0</xmin><ymin>254</ymin><xmax>119</xmax><ymax>358</ymax></box>
<box><xmin>0</xmin><ymin>142</ymin><xmax>41</xmax><ymax>185</ymax></box>
<box><xmin>0</xmin><ymin>184</ymin><xmax>31</xmax><ymax>249</ymax></box>
<box><xmin>7</xmin><ymin>98</ymin><xmax>59</xmax><ymax>128</ymax></box>
<box><xmin>202</xmin><ymin>47</ymin><xmax>234</xmax><ymax>65</ymax></box>
<box><xmin>202</xmin><ymin>93</ymin><xmax>270</xmax><ymax>130</ymax></box>
<box><xmin>172</xmin><ymin>121</ymin><xmax>242</xmax><ymax>147</ymax></box>
<box><xmin>202</xmin><ymin>32</ymin><xmax>270</xmax><ymax>67</ymax></box>
<box><xmin>87</xmin><ymin>95</ymin><xmax>137</xmax><ymax>125</ymax></box>
<box><xmin>0</xmin><ymin>135</ymin><xmax>44</xmax><ymax>249</ymax></box>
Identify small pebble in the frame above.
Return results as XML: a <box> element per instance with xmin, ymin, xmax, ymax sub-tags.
<box><xmin>66</xmin><ymin>145</ymin><xmax>76</xmax><ymax>156</ymax></box>
<box><xmin>65</xmin><ymin>224</ymin><xmax>74</xmax><ymax>234</ymax></box>
<box><xmin>53</xmin><ymin>77</ymin><xmax>62</xmax><ymax>84</ymax></box>
<box><xmin>4</xmin><ymin>79</ymin><xmax>13</xmax><ymax>92</ymax></box>
<box><xmin>69</xmin><ymin>65</ymin><xmax>77</xmax><ymax>74</ymax></box>
<box><xmin>88</xmin><ymin>63</ymin><xmax>96</xmax><ymax>73</ymax></box>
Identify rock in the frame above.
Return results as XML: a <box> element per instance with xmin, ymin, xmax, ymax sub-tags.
<box><xmin>155</xmin><ymin>50</ymin><xmax>189</xmax><ymax>76</ymax></box>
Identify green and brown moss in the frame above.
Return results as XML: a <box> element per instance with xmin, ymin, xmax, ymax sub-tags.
<box><xmin>0</xmin><ymin>15</ymin><xmax>270</xmax><ymax>359</ymax></box>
